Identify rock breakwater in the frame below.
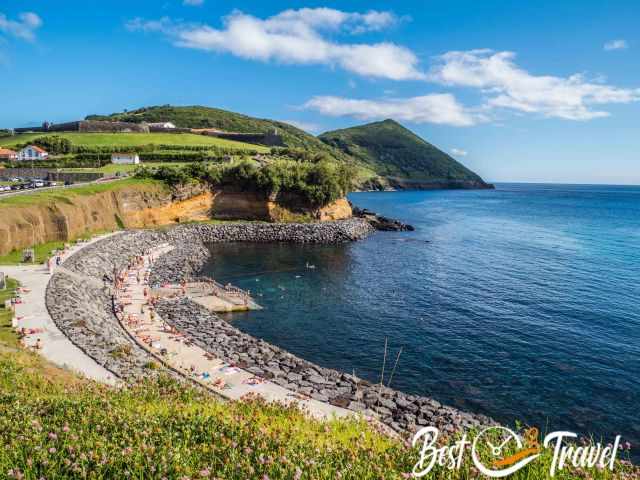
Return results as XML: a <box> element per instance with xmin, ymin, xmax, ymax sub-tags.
<box><xmin>155</xmin><ymin>297</ymin><xmax>494</xmax><ymax>435</ymax></box>
<box><xmin>45</xmin><ymin>219</ymin><xmax>495</xmax><ymax>437</ymax></box>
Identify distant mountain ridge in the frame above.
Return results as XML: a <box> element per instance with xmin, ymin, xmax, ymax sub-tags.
<box><xmin>319</xmin><ymin>119</ymin><xmax>492</xmax><ymax>190</ymax></box>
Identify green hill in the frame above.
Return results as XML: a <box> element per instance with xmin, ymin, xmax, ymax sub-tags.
<box><xmin>83</xmin><ymin>107</ymin><xmax>490</xmax><ymax>189</ymax></box>
<box><xmin>319</xmin><ymin>119</ymin><xmax>492</xmax><ymax>189</ymax></box>
<box><xmin>86</xmin><ymin>105</ymin><xmax>336</xmax><ymax>153</ymax></box>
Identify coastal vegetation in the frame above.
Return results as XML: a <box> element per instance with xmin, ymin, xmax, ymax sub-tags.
<box><xmin>135</xmin><ymin>159</ymin><xmax>356</xmax><ymax>208</ymax></box>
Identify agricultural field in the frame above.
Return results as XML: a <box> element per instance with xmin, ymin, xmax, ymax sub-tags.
<box><xmin>0</xmin><ymin>132</ymin><xmax>270</xmax><ymax>152</ymax></box>
<box><xmin>60</xmin><ymin>161</ymin><xmax>192</xmax><ymax>174</ymax></box>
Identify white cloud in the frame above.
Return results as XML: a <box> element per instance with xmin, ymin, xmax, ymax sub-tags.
<box><xmin>304</xmin><ymin>93</ymin><xmax>479</xmax><ymax>127</ymax></box>
<box><xmin>281</xmin><ymin>119</ymin><xmax>322</xmax><ymax>133</ymax></box>
<box><xmin>183</xmin><ymin>0</ymin><xmax>204</xmax><ymax>6</ymax></box>
<box><xmin>0</xmin><ymin>11</ymin><xmax>42</xmax><ymax>42</ymax></box>
<box><xmin>451</xmin><ymin>148</ymin><xmax>468</xmax><ymax>156</ymax></box>
<box><xmin>604</xmin><ymin>39</ymin><xmax>628</xmax><ymax>51</ymax></box>
<box><xmin>127</xmin><ymin>8</ymin><xmax>424</xmax><ymax>80</ymax></box>
<box><xmin>428</xmin><ymin>49</ymin><xmax>640</xmax><ymax>120</ymax></box>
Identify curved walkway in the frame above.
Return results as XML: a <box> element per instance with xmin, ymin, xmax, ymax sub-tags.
<box><xmin>115</xmin><ymin>245</ymin><xmax>352</xmax><ymax>421</ymax></box>
<box><xmin>2</xmin><ymin>234</ymin><xmax>119</xmax><ymax>385</ymax></box>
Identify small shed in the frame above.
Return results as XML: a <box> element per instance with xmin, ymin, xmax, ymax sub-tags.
<box><xmin>111</xmin><ymin>153</ymin><xmax>140</xmax><ymax>165</ymax></box>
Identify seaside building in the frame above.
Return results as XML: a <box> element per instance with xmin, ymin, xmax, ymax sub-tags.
<box><xmin>0</xmin><ymin>148</ymin><xmax>18</xmax><ymax>161</ymax></box>
<box><xmin>111</xmin><ymin>153</ymin><xmax>140</xmax><ymax>165</ymax></box>
<box><xmin>17</xmin><ymin>145</ymin><xmax>49</xmax><ymax>161</ymax></box>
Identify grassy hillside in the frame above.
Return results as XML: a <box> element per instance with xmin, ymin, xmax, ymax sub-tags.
<box><xmin>0</xmin><ymin>334</ymin><xmax>637</xmax><ymax>478</ymax></box>
<box><xmin>0</xmin><ymin>132</ymin><xmax>268</xmax><ymax>152</ymax></box>
<box><xmin>319</xmin><ymin>119</ymin><xmax>488</xmax><ymax>185</ymax></box>
<box><xmin>0</xmin><ymin>331</ymin><xmax>414</xmax><ymax>479</ymax></box>
<box><xmin>86</xmin><ymin>105</ymin><xmax>338</xmax><ymax>154</ymax></box>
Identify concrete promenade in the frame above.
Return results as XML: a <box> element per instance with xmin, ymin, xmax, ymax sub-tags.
<box><xmin>2</xmin><ymin>234</ymin><xmax>120</xmax><ymax>384</ymax></box>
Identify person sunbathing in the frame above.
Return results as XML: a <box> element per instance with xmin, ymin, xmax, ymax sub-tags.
<box><xmin>212</xmin><ymin>378</ymin><xmax>226</xmax><ymax>389</ymax></box>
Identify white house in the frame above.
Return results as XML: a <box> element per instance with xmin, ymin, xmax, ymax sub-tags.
<box><xmin>17</xmin><ymin>145</ymin><xmax>49</xmax><ymax>161</ymax></box>
<box><xmin>111</xmin><ymin>153</ymin><xmax>140</xmax><ymax>165</ymax></box>
<box><xmin>147</xmin><ymin>122</ymin><xmax>176</xmax><ymax>129</ymax></box>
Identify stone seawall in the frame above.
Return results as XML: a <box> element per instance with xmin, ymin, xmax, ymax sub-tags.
<box><xmin>45</xmin><ymin>220</ymin><xmax>373</xmax><ymax>379</ymax></box>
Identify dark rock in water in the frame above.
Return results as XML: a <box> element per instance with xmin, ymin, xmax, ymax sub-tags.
<box><xmin>350</xmin><ymin>203</ymin><xmax>415</xmax><ymax>232</ymax></box>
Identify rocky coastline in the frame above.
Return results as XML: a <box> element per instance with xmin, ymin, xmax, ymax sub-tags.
<box><xmin>45</xmin><ymin>218</ymin><xmax>496</xmax><ymax>438</ymax></box>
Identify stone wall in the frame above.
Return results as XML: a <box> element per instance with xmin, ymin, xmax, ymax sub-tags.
<box><xmin>0</xmin><ymin>168</ymin><xmax>105</xmax><ymax>183</ymax></box>
<box><xmin>14</xmin><ymin>120</ymin><xmax>149</xmax><ymax>134</ymax></box>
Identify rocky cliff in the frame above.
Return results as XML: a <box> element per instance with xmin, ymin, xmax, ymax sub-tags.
<box><xmin>210</xmin><ymin>190</ymin><xmax>351</xmax><ymax>223</ymax></box>
<box><xmin>0</xmin><ymin>182</ymin><xmax>353</xmax><ymax>256</ymax></box>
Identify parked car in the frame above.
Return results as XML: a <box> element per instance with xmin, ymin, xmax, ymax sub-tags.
<box><xmin>32</xmin><ymin>180</ymin><xmax>45</xmax><ymax>188</ymax></box>
<box><xmin>46</xmin><ymin>181</ymin><xmax>58</xmax><ymax>187</ymax></box>
<box><xmin>64</xmin><ymin>180</ymin><xmax>73</xmax><ymax>186</ymax></box>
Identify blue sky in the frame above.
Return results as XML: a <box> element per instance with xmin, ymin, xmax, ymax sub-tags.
<box><xmin>1</xmin><ymin>0</ymin><xmax>639</xmax><ymax>184</ymax></box>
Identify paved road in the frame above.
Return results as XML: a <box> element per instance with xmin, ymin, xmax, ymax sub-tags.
<box><xmin>1</xmin><ymin>234</ymin><xmax>119</xmax><ymax>384</ymax></box>
<box><xmin>0</xmin><ymin>176</ymin><xmax>121</xmax><ymax>200</ymax></box>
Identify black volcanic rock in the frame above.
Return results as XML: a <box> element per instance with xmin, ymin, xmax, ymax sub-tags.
<box><xmin>351</xmin><ymin>204</ymin><xmax>415</xmax><ymax>232</ymax></box>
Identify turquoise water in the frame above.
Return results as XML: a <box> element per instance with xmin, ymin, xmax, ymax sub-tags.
<box><xmin>202</xmin><ymin>184</ymin><xmax>640</xmax><ymax>447</ymax></box>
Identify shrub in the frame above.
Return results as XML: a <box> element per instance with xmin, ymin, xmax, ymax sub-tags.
<box><xmin>32</xmin><ymin>136</ymin><xmax>73</xmax><ymax>154</ymax></box>
<box><xmin>135</xmin><ymin>159</ymin><xmax>356</xmax><ymax>207</ymax></box>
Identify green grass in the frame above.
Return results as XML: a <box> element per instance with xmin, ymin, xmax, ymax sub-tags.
<box><xmin>0</xmin><ymin>177</ymin><xmax>165</xmax><ymax>208</ymax></box>
<box><xmin>0</xmin><ymin>240</ymin><xmax>68</xmax><ymax>265</ymax></box>
<box><xmin>59</xmin><ymin>161</ymin><xmax>192</xmax><ymax>174</ymax></box>
<box><xmin>0</xmin><ymin>348</ymin><xmax>415</xmax><ymax>479</ymax></box>
<box><xmin>0</xmin><ymin>132</ymin><xmax>270</xmax><ymax>152</ymax></box>
<box><xmin>0</xmin><ymin>278</ymin><xmax>19</xmax><ymax>347</ymax></box>
<box><xmin>0</xmin><ymin>344</ymin><xmax>636</xmax><ymax>479</ymax></box>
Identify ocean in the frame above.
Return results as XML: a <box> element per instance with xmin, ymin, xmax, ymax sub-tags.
<box><xmin>201</xmin><ymin>183</ymin><xmax>640</xmax><ymax>448</ymax></box>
